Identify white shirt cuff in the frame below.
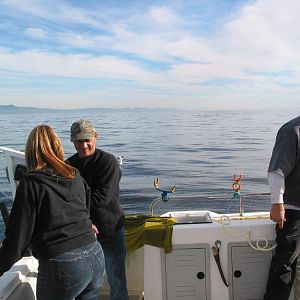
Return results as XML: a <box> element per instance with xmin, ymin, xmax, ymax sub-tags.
<box><xmin>268</xmin><ymin>171</ymin><xmax>285</xmax><ymax>204</ymax></box>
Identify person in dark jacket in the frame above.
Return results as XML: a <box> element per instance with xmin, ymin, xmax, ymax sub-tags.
<box><xmin>0</xmin><ymin>125</ymin><xmax>105</xmax><ymax>300</ymax></box>
<box><xmin>264</xmin><ymin>116</ymin><xmax>300</xmax><ymax>300</ymax></box>
<box><xmin>67</xmin><ymin>119</ymin><xmax>129</xmax><ymax>300</ymax></box>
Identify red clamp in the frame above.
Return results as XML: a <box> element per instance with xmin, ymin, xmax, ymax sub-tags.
<box><xmin>232</xmin><ymin>174</ymin><xmax>242</xmax><ymax>192</ymax></box>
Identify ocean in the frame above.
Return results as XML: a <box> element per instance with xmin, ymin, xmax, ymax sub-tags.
<box><xmin>0</xmin><ymin>108</ymin><xmax>297</xmax><ymax>235</ymax></box>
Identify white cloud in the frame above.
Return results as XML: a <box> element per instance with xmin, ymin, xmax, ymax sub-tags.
<box><xmin>149</xmin><ymin>6</ymin><xmax>180</xmax><ymax>26</ymax></box>
<box><xmin>25</xmin><ymin>27</ymin><xmax>47</xmax><ymax>38</ymax></box>
<box><xmin>220</xmin><ymin>0</ymin><xmax>300</xmax><ymax>69</ymax></box>
<box><xmin>1</xmin><ymin>0</ymin><xmax>106</xmax><ymax>29</ymax></box>
<box><xmin>0</xmin><ymin>48</ymin><xmax>152</xmax><ymax>80</ymax></box>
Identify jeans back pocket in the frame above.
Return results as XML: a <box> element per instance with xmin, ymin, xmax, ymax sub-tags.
<box><xmin>49</xmin><ymin>255</ymin><xmax>84</xmax><ymax>290</ymax></box>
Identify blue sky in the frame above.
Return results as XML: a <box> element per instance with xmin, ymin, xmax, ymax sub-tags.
<box><xmin>0</xmin><ymin>0</ymin><xmax>300</xmax><ymax>110</ymax></box>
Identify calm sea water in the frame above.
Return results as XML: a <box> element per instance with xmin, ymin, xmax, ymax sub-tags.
<box><xmin>0</xmin><ymin>108</ymin><xmax>297</xmax><ymax>234</ymax></box>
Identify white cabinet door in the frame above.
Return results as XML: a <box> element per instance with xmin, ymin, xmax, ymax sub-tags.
<box><xmin>228</xmin><ymin>242</ymin><xmax>274</xmax><ymax>300</ymax></box>
<box><xmin>165</xmin><ymin>244</ymin><xmax>210</xmax><ymax>300</ymax></box>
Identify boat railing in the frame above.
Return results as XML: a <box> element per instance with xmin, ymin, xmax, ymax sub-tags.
<box><xmin>150</xmin><ymin>190</ymin><xmax>271</xmax><ymax>217</ymax></box>
<box><xmin>0</xmin><ymin>190</ymin><xmax>11</xmax><ymax>226</ymax></box>
<box><xmin>206</xmin><ymin>192</ymin><xmax>271</xmax><ymax>217</ymax></box>
<box><xmin>238</xmin><ymin>193</ymin><xmax>270</xmax><ymax>217</ymax></box>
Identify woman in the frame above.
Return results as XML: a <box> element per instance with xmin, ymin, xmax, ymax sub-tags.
<box><xmin>0</xmin><ymin>125</ymin><xmax>105</xmax><ymax>300</ymax></box>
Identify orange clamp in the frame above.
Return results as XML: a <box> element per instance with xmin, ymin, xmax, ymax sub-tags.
<box><xmin>232</xmin><ymin>174</ymin><xmax>242</xmax><ymax>192</ymax></box>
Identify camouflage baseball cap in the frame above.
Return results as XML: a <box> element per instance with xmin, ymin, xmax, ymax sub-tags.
<box><xmin>70</xmin><ymin>119</ymin><xmax>96</xmax><ymax>142</ymax></box>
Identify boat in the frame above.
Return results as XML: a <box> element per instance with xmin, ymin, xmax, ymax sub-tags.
<box><xmin>0</xmin><ymin>146</ymin><xmax>298</xmax><ymax>300</ymax></box>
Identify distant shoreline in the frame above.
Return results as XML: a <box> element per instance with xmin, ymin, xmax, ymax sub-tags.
<box><xmin>0</xmin><ymin>104</ymin><xmax>291</xmax><ymax>114</ymax></box>
<box><xmin>0</xmin><ymin>104</ymin><xmax>177</xmax><ymax>114</ymax></box>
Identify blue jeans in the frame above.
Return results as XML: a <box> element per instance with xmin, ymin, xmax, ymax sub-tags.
<box><xmin>98</xmin><ymin>227</ymin><xmax>129</xmax><ymax>300</ymax></box>
<box><xmin>37</xmin><ymin>241</ymin><xmax>105</xmax><ymax>300</ymax></box>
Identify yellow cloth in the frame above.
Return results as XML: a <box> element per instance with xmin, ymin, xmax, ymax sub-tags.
<box><xmin>124</xmin><ymin>215</ymin><xmax>176</xmax><ymax>253</ymax></box>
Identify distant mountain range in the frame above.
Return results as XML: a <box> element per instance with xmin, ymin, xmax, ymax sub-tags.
<box><xmin>0</xmin><ymin>104</ymin><xmax>58</xmax><ymax>114</ymax></box>
<box><xmin>0</xmin><ymin>104</ymin><xmax>175</xmax><ymax>114</ymax></box>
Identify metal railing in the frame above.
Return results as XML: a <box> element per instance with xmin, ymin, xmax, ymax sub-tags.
<box><xmin>238</xmin><ymin>193</ymin><xmax>270</xmax><ymax>217</ymax></box>
<box><xmin>149</xmin><ymin>191</ymin><xmax>271</xmax><ymax>217</ymax></box>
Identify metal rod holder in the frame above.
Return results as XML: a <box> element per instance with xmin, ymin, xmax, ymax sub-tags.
<box><xmin>239</xmin><ymin>195</ymin><xmax>244</xmax><ymax>217</ymax></box>
<box><xmin>149</xmin><ymin>197</ymin><xmax>161</xmax><ymax>216</ymax></box>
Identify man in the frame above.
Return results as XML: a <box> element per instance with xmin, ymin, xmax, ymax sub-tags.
<box><xmin>67</xmin><ymin>119</ymin><xmax>129</xmax><ymax>300</ymax></box>
<box><xmin>264</xmin><ymin>115</ymin><xmax>300</xmax><ymax>300</ymax></box>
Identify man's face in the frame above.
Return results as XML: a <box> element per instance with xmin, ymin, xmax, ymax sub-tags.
<box><xmin>73</xmin><ymin>135</ymin><xmax>97</xmax><ymax>157</ymax></box>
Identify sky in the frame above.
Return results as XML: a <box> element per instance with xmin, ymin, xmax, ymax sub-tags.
<box><xmin>0</xmin><ymin>0</ymin><xmax>300</xmax><ymax>110</ymax></box>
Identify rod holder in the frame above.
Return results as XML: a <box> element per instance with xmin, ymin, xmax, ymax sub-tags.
<box><xmin>239</xmin><ymin>195</ymin><xmax>244</xmax><ymax>217</ymax></box>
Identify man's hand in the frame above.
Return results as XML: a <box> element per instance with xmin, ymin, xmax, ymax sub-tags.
<box><xmin>92</xmin><ymin>224</ymin><xmax>99</xmax><ymax>237</ymax></box>
<box><xmin>270</xmin><ymin>203</ymin><xmax>285</xmax><ymax>229</ymax></box>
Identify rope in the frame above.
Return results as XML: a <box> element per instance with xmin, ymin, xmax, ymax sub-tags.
<box><xmin>213</xmin><ymin>215</ymin><xmax>277</xmax><ymax>252</ymax></box>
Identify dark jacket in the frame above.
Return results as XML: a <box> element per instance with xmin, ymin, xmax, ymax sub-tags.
<box><xmin>0</xmin><ymin>170</ymin><xmax>95</xmax><ymax>276</ymax></box>
<box><xmin>268</xmin><ymin>115</ymin><xmax>300</xmax><ymax>207</ymax></box>
<box><xmin>67</xmin><ymin>149</ymin><xmax>124</xmax><ymax>237</ymax></box>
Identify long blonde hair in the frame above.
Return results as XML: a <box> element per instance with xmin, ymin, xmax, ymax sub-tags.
<box><xmin>25</xmin><ymin>125</ymin><xmax>76</xmax><ymax>178</ymax></box>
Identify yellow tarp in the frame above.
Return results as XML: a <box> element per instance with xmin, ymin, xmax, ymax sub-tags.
<box><xmin>124</xmin><ymin>215</ymin><xmax>176</xmax><ymax>253</ymax></box>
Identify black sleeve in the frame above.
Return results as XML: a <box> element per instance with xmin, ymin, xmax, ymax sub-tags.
<box><xmin>268</xmin><ymin>125</ymin><xmax>299</xmax><ymax>177</ymax></box>
<box><xmin>90</xmin><ymin>156</ymin><xmax>121</xmax><ymax>209</ymax></box>
<box><xmin>0</xmin><ymin>179</ymin><xmax>37</xmax><ymax>276</ymax></box>
<box><xmin>83</xmin><ymin>179</ymin><xmax>92</xmax><ymax>212</ymax></box>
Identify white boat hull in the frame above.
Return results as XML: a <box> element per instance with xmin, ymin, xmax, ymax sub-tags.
<box><xmin>0</xmin><ymin>147</ymin><xmax>297</xmax><ymax>300</ymax></box>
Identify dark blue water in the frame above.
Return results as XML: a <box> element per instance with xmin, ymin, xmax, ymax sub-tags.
<box><xmin>0</xmin><ymin>108</ymin><xmax>297</xmax><ymax>235</ymax></box>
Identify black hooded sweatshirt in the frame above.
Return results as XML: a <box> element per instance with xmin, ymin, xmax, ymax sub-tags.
<box><xmin>0</xmin><ymin>170</ymin><xmax>95</xmax><ymax>276</ymax></box>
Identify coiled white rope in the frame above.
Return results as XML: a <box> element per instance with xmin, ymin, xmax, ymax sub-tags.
<box><xmin>214</xmin><ymin>215</ymin><xmax>277</xmax><ymax>252</ymax></box>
